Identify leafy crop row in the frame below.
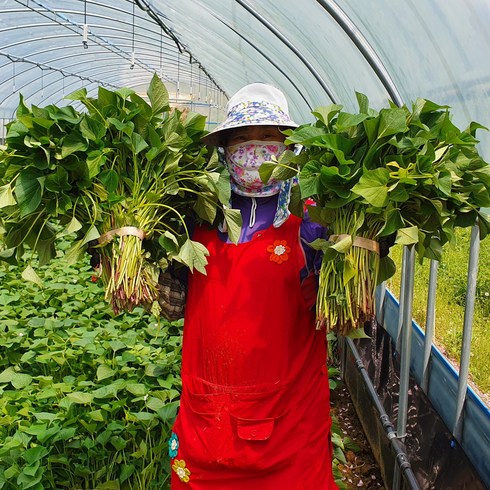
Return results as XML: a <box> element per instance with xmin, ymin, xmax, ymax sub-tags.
<box><xmin>0</xmin><ymin>243</ymin><xmax>182</xmax><ymax>489</ymax></box>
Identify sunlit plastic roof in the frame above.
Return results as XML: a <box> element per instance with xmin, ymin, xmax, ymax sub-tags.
<box><xmin>2</xmin><ymin>0</ymin><xmax>490</xmax><ymax>155</ymax></box>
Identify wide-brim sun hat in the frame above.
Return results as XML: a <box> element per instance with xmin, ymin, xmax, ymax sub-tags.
<box><xmin>202</xmin><ymin>82</ymin><xmax>299</xmax><ymax>146</ymax></box>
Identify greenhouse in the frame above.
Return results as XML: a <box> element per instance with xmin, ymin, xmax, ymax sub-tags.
<box><xmin>1</xmin><ymin>1</ymin><xmax>489</xmax><ymax>489</ymax></box>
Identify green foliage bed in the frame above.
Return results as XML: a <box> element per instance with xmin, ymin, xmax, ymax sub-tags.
<box><xmin>0</xmin><ymin>242</ymin><xmax>182</xmax><ymax>489</ymax></box>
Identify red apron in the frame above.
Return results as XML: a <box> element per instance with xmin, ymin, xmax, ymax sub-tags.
<box><xmin>170</xmin><ymin>216</ymin><xmax>337</xmax><ymax>489</ymax></box>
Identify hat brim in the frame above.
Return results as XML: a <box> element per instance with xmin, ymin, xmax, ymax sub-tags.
<box><xmin>202</xmin><ymin>120</ymin><xmax>298</xmax><ymax>147</ymax></box>
<box><xmin>201</xmin><ymin>98</ymin><xmax>299</xmax><ymax>146</ymax></box>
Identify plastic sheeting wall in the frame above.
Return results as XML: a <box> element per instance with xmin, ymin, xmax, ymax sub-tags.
<box><xmin>2</xmin><ymin>1</ymin><xmax>490</xmax><ymax>155</ymax></box>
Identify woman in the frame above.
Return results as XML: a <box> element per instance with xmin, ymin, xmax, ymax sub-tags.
<box><xmin>167</xmin><ymin>83</ymin><xmax>338</xmax><ymax>489</ymax></box>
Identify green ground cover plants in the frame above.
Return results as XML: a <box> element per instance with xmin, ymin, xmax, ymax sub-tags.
<box><xmin>0</xmin><ymin>242</ymin><xmax>182</xmax><ymax>489</ymax></box>
<box><xmin>387</xmin><ymin>227</ymin><xmax>490</xmax><ymax>395</ymax></box>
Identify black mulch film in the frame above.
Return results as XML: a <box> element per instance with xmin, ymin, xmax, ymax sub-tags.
<box><xmin>340</xmin><ymin>320</ymin><xmax>486</xmax><ymax>490</ymax></box>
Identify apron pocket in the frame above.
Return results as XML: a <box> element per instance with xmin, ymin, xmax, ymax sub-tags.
<box><xmin>234</xmin><ymin>417</ymin><xmax>275</xmax><ymax>441</ymax></box>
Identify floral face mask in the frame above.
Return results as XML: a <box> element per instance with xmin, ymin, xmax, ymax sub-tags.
<box><xmin>224</xmin><ymin>140</ymin><xmax>287</xmax><ymax>197</ymax></box>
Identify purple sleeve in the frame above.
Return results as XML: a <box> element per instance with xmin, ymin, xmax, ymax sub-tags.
<box><xmin>299</xmin><ymin>211</ymin><xmax>326</xmax><ymax>281</ymax></box>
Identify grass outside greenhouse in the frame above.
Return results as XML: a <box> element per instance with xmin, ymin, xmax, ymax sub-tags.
<box><xmin>387</xmin><ymin>227</ymin><xmax>490</xmax><ymax>398</ymax></box>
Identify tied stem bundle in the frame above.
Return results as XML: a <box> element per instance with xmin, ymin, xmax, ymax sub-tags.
<box><xmin>315</xmin><ymin>207</ymin><xmax>382</xmax><ymax>334</ymax></box>
<box><xmin>97</xmin><ymin>227</ymin><xmax>156</xmax><ymax>314</ymax></box>
<box><xmin>0</xmin><ymin>74</ymin><xmax>242</xmax><ymax>314</ymax></box>
<box><xmin>275</xmin><ymin>92</ymin><xmax>490</xmax><ymax>336</ymax></box>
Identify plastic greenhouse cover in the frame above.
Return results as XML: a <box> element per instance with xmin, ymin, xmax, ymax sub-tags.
<box><xmin>150</xmin><ymin>0</ymin><xmax>490</xmax><ymax>156</ymax></box>
<box><xmin>1</xmin><ymin>0</ymin><xmax>490</xmax><ymax>157</ymax></box>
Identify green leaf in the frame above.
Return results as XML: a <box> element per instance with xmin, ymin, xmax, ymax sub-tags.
<box><xmin>258</xmin><ymin>162</ymin><xmax>276</xmax><ymax>184</ymax></box>
<box><xmin>344</xmin><ymin>328</ymin><xmax>371</xmax><ymax>339</ymax></box>
<box><xmin>120</xmin><ymin>464</ymin><xmax>135</xmax><ymax>483</ymax></box>
<box><xmin>146</xmin><ymin>397</ymin><xmax>166</xmax><ymax>411</ymax></box>
<box><xmin>11</xmin><ymin>372</ymin><xmax>33</xmax><ymax>389</ymax></box>
<box><xmin>115</xmin><ymin>87</ymin><xmax>135</xmax><ymax>100</ymax></box>
<box><xmin>377</xmin><ymin>108</ymin><xmax>407</xmax><ymax>140</ymax></box>
<box><xmin>299</xmin><ymin>161</ymin><xmax>321</xmax><ymax>198</ymax></box>
<box><xmin>147</xmin><ymin>73</ymin><xmax>170</xmax><ymax>114</ymax></box>
<box><xmin>351</xmin><ymin>168</ymin><xmax>390</xmax><ymax>207</ymax></box>
<box><xmin>288</xmin><ymin>183</ymin><xmax>304</xmax><ymax>218</ymax></box>
<box><xmin>356</xmin><ymin>91</ymin><xmax>370</xmax><ymax>114</ymax></box>
<box><xmin>396</xmin><ymin>226</ymin><xmax>419</xmax><ymax>245</ymax></box>
<box><xmin>378</xmin><ymin>256</ymin><xmax>397</xmax><ymax>283</ymax></box>
<box><xmin>343</xmin><ymin>255</ymin><xmax>357</xmax><ymax>284</ymax></box>
<box><xmin>0</xmin><ymin>367</ymin><xmax>16</xmax><ymax>383</ymax></box>
<box><xmin>98</xmin><ymin>169</ymin><xmax>119</xmax><ymax>193</ymax></box>
<box><xmin>307</xmin><ymin>238</ymin><xmax>331</xmax><ymax>252</ymax></box>
<box><xmin>336</xmin><ymin>112</ymin><xmax>369</xmax><ymax>131</ymax></box>
<box><xmin>126</xmin><ymin>383</ymin><xmax>147</xmax><ymax>396</ymax></box>
<box><xmin>284</xmin><ymin>126</ymin><xmax>327</xmax><ymax>145</ymax></box>
<box><xmin>131</xmin><ymin>132</ymin><xmax>148</xmax><ymax>155</ymax></box>
<box><xmin>24</xmin><ymin>446</ymin><xmax>49</xmax><ymax>464</ymax></box>
<box><xmin>80</xmin><ymin>115</ymin><xmax>106</xmax><ymax>142</ymax></box>
<box><xmin>64</xmin><ymin>87</ymin><xmax>88</xmax><ymax>101</ymax></box>
<box><xmin>0</xmin><ymin>183</ymin><xmax>17</xmax><ymax>208</ymax></box>
<box><xmin>61</xmin><ymin>216</ymin><xmax>82</xmax><ymax>236</ymax></box>
<box><xmin>45</xmin><ymin>167</ymin><xmax>71</xmax><ymax>193</ymax></box>
<box><xmin>61</xmin><ymin>131</ymin><xmax>88</xmax><ymax>158</ymax></box>
<box><xmin>223</xmin><ymin>208</ymin><xmax>242</xmax><ymax>244</ymax></box>
<box><xmin>175</xmin><ymin>238</ymin><xmax>209</xmax><ymax>274</ymax></box>
<box><xmin>15</xmin><ymin>168</ymin><xmax>44</xmax><ymax>217</ymax></box>
<box><xmin>86</xmin><ymin>150</ymin><xmax>107</xmax><ymax>179</ymax></box>
<box><xmin>157</xmin><ymin>400</ymin><xmax>180</xmax><ymax>422</ymax></box>
<box><xmin>158</xmin><ymin>231</ymin><xmax>180</xmax><ymax>255</ymax></box>
<box><xmin>97</xmin><ymin>365</ymin><xmax>116</xmax><ymax>381</ymax></box>
<box><xmin>22</xmin><ymin>265</ymin><xmax>44</xmax><ymax>288</ymax></box>
<box><xmin>67</xmin><ymin>392</ymin><xmax>94</xmax><ymax>404</ymax></box>
<box><xmin>306</xmin><ymin>205</ymin><xmax>335</xmax><ymax>227</ymax></box>
<box><xmin>331</xmin><ymin>235</ymin><xmax>352</xmax><ymax>253</ymax></box>
<box><xmin>311</xmin><ymin>105</ymin><xmax>343</xmax><ymax>127</ymax></box>
<box><xmin>194</xmin><ymin>193</ymin><xmax>217</xmax><ymax>223</ymax></box>
<box><xmin>379</xmin><ymin>208</ymin><xmax>405</xmax><ymax>236</ymax></box>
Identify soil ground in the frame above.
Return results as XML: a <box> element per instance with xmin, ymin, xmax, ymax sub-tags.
<box><xmin>330</xmin><ymin>380</ymin><xmax>386</xmax><ymax>490</ymax></box>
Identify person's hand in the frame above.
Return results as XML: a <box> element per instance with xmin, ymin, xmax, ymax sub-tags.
<box><xmin>157</xmin><ymin>270</ymin><xmax>187</xmax><ymax>321</ymax></box>
<box><xmin>378</xmin><ymin>233</ymin><xmax>396</xmax><ymax>258</ymax></box>
<box><xmin>86</xmin><ymin>239</ymin><xmax>101</xmax><ymax>268</ymax></box>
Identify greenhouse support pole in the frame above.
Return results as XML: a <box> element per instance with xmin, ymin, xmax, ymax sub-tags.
<box><xmin>421</xmin><ymin>260</ymin><xmax>438</xmax><ymax>393</ymax></box>
<box><xmin>395</xmin><ymin>247</ymin><xmax>408</xmax><ymax>353</ymax></box>
<box><xmin>376</xmin><ymin>282</ymin><xmax>387</xmax><ymax>326</ymax></box>
<box><xmin>453</xmin><ymin>224</ymin><xmax>480</xmax><ymax>442</ymax></box>
<box><xmin>393</xmin><ymin>245</ymin><xmax>416</xmax><ymax>490</ymax></box>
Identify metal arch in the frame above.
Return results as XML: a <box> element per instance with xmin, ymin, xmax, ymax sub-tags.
<box><xmin>11</xmin><ymin>2</ymin><xmax>157</xmax><ymax>74</ymax></box>
<box><xmin>216</xmin><ymin>19</ymin><xmax>313</xmax><ymax>111</ymax></box>
<box><xmin>0</xmin><ymin>50</ymin><xmax>122</xmax><ymax>95</ymax></box>
<box><xmin>1</xmin><ymin>61</ymin><xmax>211</xmax><ymax>112</ymax></box>
<box><xmin>0</xmin><ymin>42</ymin><xmax>206</xmax><ymax>107</ymax></box>
<box><xmin>0</xmin><ymin>39</ymin><xmax>178</xmax><ymax>86</ymax></box>
<box><xmin>315</xmin><ymin>0</ymin><xmax>404</xmax><ymax>107</ymax></box>
<box><xmin>0</xmin><ymin>38</ymin><xmax>182</xmax><ymax>83</ymax></box>
<box><xmin>234</xmin><ymin>0</ymin><xmax>338</xmax><ymax>104</ymax></box>
<box><xmin>134</xmin><ymin>0</ymin><xmax>227</xmax><ymax>98</ymax></box>
<box><xmin>0</xmin><ymin>26</ymin><xmax>155</xmax><ymax>74</ymax></box>
<box><xmin>5</xmin><ymin>0</ymin><xmax>224</xmax><ymax>101</ymax></box>
<box><xmin>0</xmin><ymin>53</ymin><xmax>134</xmax><ymax>106</ymax></box>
